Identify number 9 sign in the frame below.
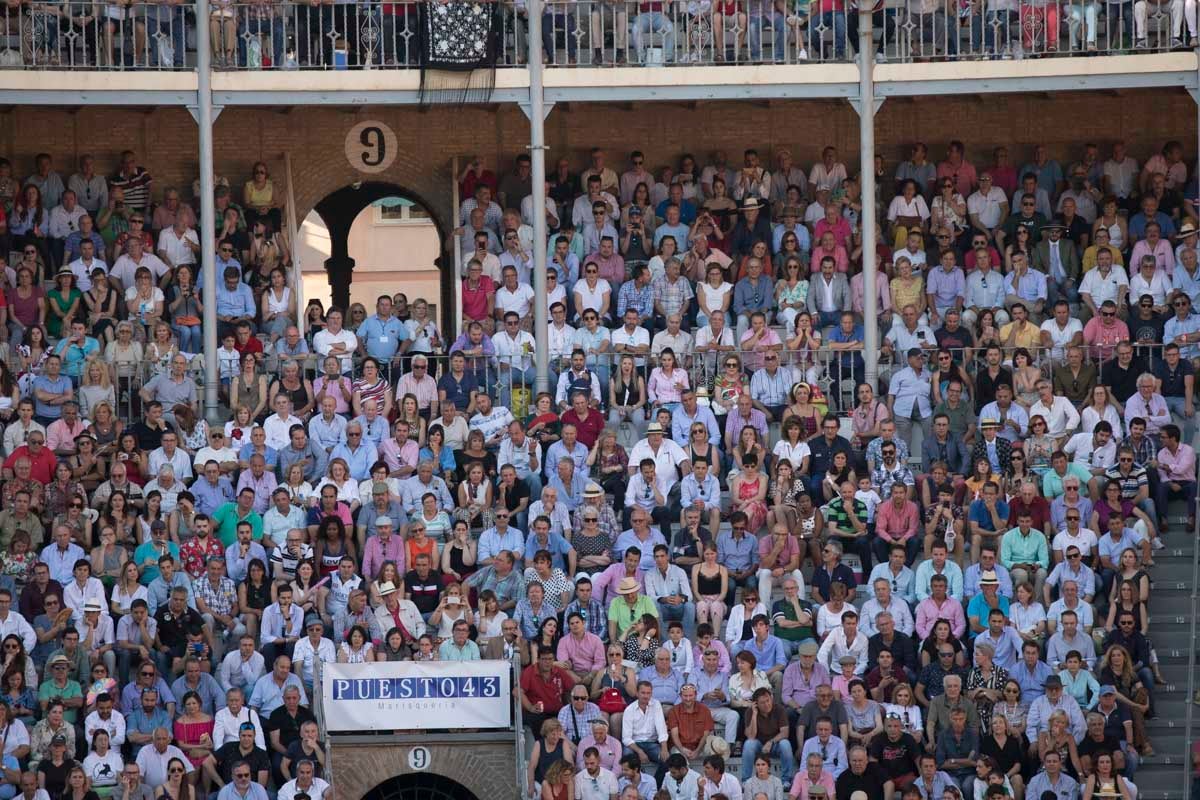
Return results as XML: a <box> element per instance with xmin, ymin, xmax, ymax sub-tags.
<box><xmin>345</xmin><ymin>121</ymin><xmax>397</xmax><ymax>174</ymax></box>
<box><xmin>407</xmin><ymin>746</ymin><xmax>432</xmax><ymax>771</ymax></box>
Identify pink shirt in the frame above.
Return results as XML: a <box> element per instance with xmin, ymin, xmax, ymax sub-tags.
<box><xmin>395</xmin><ymin>373</ymin><xmax>439</xmax><ymax>412</ymax></box>
<box><xmin>556</xmin><ymin>631</ymin><xmax>607</xmax><ymax>673</ymax></box>
<box><xmin>592</xmin><ymin>563</ymin><xmax>644</xmax><ymax>606</ymax></box>
<box><xmin>738</xmin><ymin>328</ymin><xmax>782</xmax><ymax>373</ymax></box>
<box><xmin>814</xmin><ymin>217</ymin><xmax>853</xmax><ymax>250</ymax></box>
<box><xmin>758</xmin><ymin>534</ymin><xmax>800</xmax><ymax>570</ymax></box>
<box><xmin>915</xmin><ymin>596</ymin><xmax>967</xmax><ymax>639</ymax></box>
<box><xmin>851</xmin><ymin>271</ymin><xmax>892</xmax><ymax>316</ymax></box>
<box><xmin>378</xmin><ymin>438</ymin><xmax>420</xmax><ymax>474</ymax></box>
<box><xmin>362</xmin><ymin>533</ymin><xmax>405</xmax><ymax>582</ymax></box>
<box><xmin>875</xmin><ymin>499</ymin><xmax>919</xmax><ymax>543</ymax></box>
<box><xmin>809</xmin><ymin>245</ymin><xmax>850</xmax><ymax>275</ymax></box>
<box><xmin>937</xmin><ymin>160</ymin><xmax>978</xmax><ymax>198</ymax></box>
<box><xmin>1158</xmin><ymin>443</ymin><xmax>1196</xmax><ymax>482</ymax></box>
<box><xmin>791</xmin><ymin>772</ymin><xmax>838</xmax><ymax>800</ymax></box>
<box><xmin>1082</xmin><ymin>318</ymin><xmax>1130</xmax><ymax>362</ymax></box>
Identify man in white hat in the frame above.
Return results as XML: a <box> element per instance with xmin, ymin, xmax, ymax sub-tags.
<box><xmin>371</xmin><ymin>581</ymin><xmax>424</xmax><ymax>652</ymax></box>
<box><xmin>607</xmin><ymin>576</ymin><xmax>658</xmax><ymax>644</ymax></box>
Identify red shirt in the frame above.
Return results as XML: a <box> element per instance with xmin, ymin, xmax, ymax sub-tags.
<box><xmin>519</xmin><ymin>664</ymin><xmax>572</xmax><ymax>714</ymax></box>
<box><xmin>559</xmin><ymin>408</ymin><xmax>604</xmax><ymax>449</ymax></box>
<box><xmin>461</xmin><ymin>276</ymin><xmax>496</xmax><ymax>322</ymax></box>
<box><xmin>3</xmin><ymin>445</ymin><xmax>57</xmax><ymax>484</ymax></box>
<box><xmin>234</xmin><ymin>335</ymin><xmax>264</xmax><ymax>358</ymax></box>
<box><xmin>1007</xmin><ymin>496</ymin><xmax>1051</xmax><ymax>532</ymax></box>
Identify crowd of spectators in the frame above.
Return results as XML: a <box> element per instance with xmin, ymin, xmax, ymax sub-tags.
<box><xmin>0</xmin><ymin>137</ymin><xmax>1188</xmax><ymax>800</ymax></box>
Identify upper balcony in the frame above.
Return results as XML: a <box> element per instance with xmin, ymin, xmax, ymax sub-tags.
<box><xmin>0</xmin><ymin>0</ymin><xmax>1192</xmax><ymax>105</ymax></box>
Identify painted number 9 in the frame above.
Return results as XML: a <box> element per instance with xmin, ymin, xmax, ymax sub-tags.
<box><xmin>407</xmin><ymin>746</ymin><xmax>432</xmax><ymax>771</ymax></box>
<box><xmin>345</xmin><ymin>121</ymin><xmax>397</xmax><ymax>174</ymax></box>
<box><xmin>360</xmin><ymin>126</ymin><xmax>385</xmax><ymax>167</ymax></box>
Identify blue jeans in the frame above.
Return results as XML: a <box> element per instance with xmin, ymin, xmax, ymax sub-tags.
<box><xmin>741</xmin><ymin>737</ymin><xmax>796</xmax><ymax>785</ymax></box>
<box><xmin>1165</xmin><ymin>396</ymin><xmax>1197</xmax><ymax>443</ymax></box>
<box><xmin>145</xmin><ymin>4</ymin><xmax>185</xmax><ymax>67</ymax></box>
<box><xmin>748</xmin><ymin>12</ymin><xmax>783</xmax><ymax>59</ymax></box>
<box><xmin>633</xmin><ymin>12</ymin><xmax>675</xmax><ymax>61</ymax></box>
<box><xmin>971</xmin><ymin>9</ymin><xmax>1018</xmax><ymax>52</ymax></box>
<box><xmin>655</xmin><ymin>599</ymin><xmax>697</xmax><ymax>639</ymax></box>
<box><xmin>623</xmin><ymin>741</ymin><xmax>663</xmax><ymax>768</ymax></box>
<box><xmin>239</xmin><ymin>12</ymin><xmax>286</xmax><ymax>67</ymax></box>
<box><xmin>173</xmin><ymin>324</ymin><xmax>202</xmax><ymax>354</ymax></box>
<box><xmin>1047</xmin><ymin>279</ymin><xmax>1081</xmax><ymax>309</ymax></box>
<box><xmin>809</xmin><ymin>11</ymin><xmax>847</xmax><ymax>57</ymax></box>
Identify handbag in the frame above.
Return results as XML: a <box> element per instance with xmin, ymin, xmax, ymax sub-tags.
<box><xmin>597</xmin><ymin>687</ymin><xmax>626</xmax><ymax>714</ymax></box>
<box><xmin>175</xmin><ymin>315</ymin><xmax>201</xmax><ymax>327</ymax></box>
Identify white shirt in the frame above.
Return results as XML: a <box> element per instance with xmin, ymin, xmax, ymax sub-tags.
<box><xmin>1079</xmin><ymin>265</ymin><xmax>1129</xmax><ymax>306</ymax></box>
<box><xmin>212</xmin><ymin>705</ymin><xmax>266</xmax><ymax>750</ymax></box>
<box><xmin>67</xmin><ymin>257</ymin><xmax>105</xmax><ymax>291</ymax></box>
<box><xmin>1029</xmin><ymin>396</ymin><xmax>1081</xmax><ymax>439</ymax></box>
<box><xmin>574</xmin><ymin>279</ymin><xmax>613</xmax><ymax>316</ymax></box>
<box><xmin>1063</xmin><ymin>431</ymin><xmax>1117</xmax><ymax>472</ymax></box>
<box><xmin>548</xmin><ymin>322</ymin><xmax>576</xmax><ymax>360</ymax></box>
<box><xmin>627</xmin><ymin>438</ymin><xmax>688</xmax><ymax>479</ymax></box>
<box><xmin>291</xmin><ymin>635</ymin><xmax>337</xmax><ymax>685</ymax></box>
<box><xmin>495</xmin><ymin>283</ymin><xmax>536</xmax><ymax>317</ymax></box>
<box><xmin>110</xmin><ymin>252</ymin><xmax>169</xmax><ymax>287</ymax></box>
<box><xmin>157</xmin><ymin>226</ymin><xmax>199</xmax><ymax>267</ymax></box>
<box><xmin>611</xmin><ymin>325</ymin><xmax>651</xmax><ymax>367</ymax></box>
<box><xmin>967</xmin><ymin>187</ymin><xmax>1009</xmax><ymax>229</ymax></box>
<box><xmin>701</xmin><ymin>772</ymin><xmax>743</xmax><ymax>800</ymax></box>
<box><xmin>84</xmin><ymin>708</ymin><xmax>127</xmax><ymax>746</ymax></box>
<box><xmin>576</xmin><ymin>767</ymin><xmax>621</xmax><ymax>800</ymax></box>
<box><xmin>136</xmin><ymin>744</ymin><xmax>194</xmax><ymax>787</ymax></box>
<box><xmin>815</xmin><ymin>628</ymin><xmax>868</xmax><ymax>674</ymax></box>
<box><xmin>0</xmin><ymin>611</ymin><xmax>35</xmax><ymax>651</ymax></box>
<box><xmin>858</xmin><ymin>596</ymin><xmax>915</xmax><ymax>637</ymax></box>
<box><xmin>63</xmin><ymin>576</ymin><xmax>107</xmax><ymax>621</ymax></box>
<box><xmin>312</xmin><ymin>328</ymin><xmax>358</xmax><ymax>373</ymax></box>
<box><xmin>278</xmin><ymin>778</ymin><xmax>330</xmax><ymax>800</ymax></box>
<box><xmin>493</xmin><ymin>329</ymin><xmax>536</xmax><ymax>372</ymax></box>
<box><xmin>1052</xmin><ymin>527</ymin><xmax>1099</xmax><ymax>557</ymax></box>
<box><xmin>621</xmin><ymin>699</ymin><xmax>668</xmax><ymax>746</ymax></box>
<box><xmin>1130</xmin><ymin>269</ymin><xmax>1172</xmax><ymax>307</ymax></box>
<box><xmin>1040</xmin><ymin>318</ymin><xmax>1084</xmax><ymax>362</ymax></box>
<box><xmin>262</xmin><ymin>414</ymin><xmax>303</xmax><ymax>451</ymax></box>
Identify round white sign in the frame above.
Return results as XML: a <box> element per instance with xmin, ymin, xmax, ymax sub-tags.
<box><xmin>407</xmin><ymin>746</ymin><xmax>432</xmax><ymax>771</ymax></box>
<box><xmin>345</xmin><ymin>121</ymin><xmax>398</xmax><ymax>174</ymax></box>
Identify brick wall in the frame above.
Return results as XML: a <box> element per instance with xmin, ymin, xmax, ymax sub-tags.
<box><xmin>0</xmin><ymin>89</ymin><xmax>1190</xmax><ymax>232</ymax></box>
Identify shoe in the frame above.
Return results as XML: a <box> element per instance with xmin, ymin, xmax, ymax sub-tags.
<box><xmin>1188</xmin><ymin>516</ymin><xmax>1195</xmax><ymax>529</ymax></box>
<box><xmin>796</xmin><ymin>47</ymin><xmax>808</xmax><ymax>60</ymax></box>
<box><xmin>1152</xmin><ymin>536</ymin><xmax>1166</xmax><ymax>551</ymax></box>
<box><xmin>1171</xmin><ymin>36</ymin><xmax>1184</xmax><ymax>48</ymax></box>
<box><xmin>1135</xmin><ymin>37</ymin><xmax>1148</xmax><ymax>48</ymax></box>
<box><xmin>1140</xmin><ymin>744</ymin><xmax>1155</xmax><ymax>757</ymax></box>
<box><xmin>1086</xmin><ymin>41</ymin><xmax>1097</xmax><ymax>50</ymax></box>
<box><xmin>1158</xmin><ymin>519</ymin><xmax>1169</xmax><ymax>534</ymax></box>
<box><xmin>1193</xmin><ymin>689</ymin><xmax>1200</xmax><ymax>705</ymax></box>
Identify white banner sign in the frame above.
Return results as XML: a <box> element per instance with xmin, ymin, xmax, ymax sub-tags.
<box><xmin>322</xmin><ymin>660</ymin><xmax>512</xmax><ymax>731</ymax></box>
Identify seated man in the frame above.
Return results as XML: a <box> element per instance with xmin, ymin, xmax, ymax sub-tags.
<box><xmin>1156</xmin><ymin>423</ymin><xmax>1197</xmax><ymax>530</ymax></box>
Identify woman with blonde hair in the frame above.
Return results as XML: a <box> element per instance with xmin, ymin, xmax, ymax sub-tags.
<box><xmin>78</xmin><ymin>360</ymin><xmax>115</xmax><ymax>421</ymax></box>
<box><xmin>526</xmin><ymin>719</ymin><xmax>575</xmax><ymax>799</ymax></box>
<box><xmin>539</xmin><ymin>759</ymin><xmax>575</xmax><ymax>800</ymax></box>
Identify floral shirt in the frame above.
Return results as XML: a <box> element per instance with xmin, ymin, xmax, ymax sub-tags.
<box><xmin>180</xmin><ymin>536</ymin><xmax>226</xmax><ymax>580</ymax></box>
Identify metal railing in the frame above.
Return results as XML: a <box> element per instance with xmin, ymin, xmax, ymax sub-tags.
<box><xmin>0</xmin><ymin>0</ymin><xmax>1184</xmax><ymax>70</ymax></box>
<box><xmin>875</xmin><ymin>0</ymin><xmax>1187</xmax><ymax>61</ymax></box>
<box><xmin>0</xmin><ymin>1</ymin><xmax>189</xmax><ymax>69</ymax></box>
<box><xmin>537</xmin><ymin>0</ymin><xmax>854</xmax><ymax>65</ymax></box>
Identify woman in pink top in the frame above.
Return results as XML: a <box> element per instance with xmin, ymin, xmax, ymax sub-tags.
<box><xmin>646</xmin><ymin>349</ymin><xmax>689</xmax><ymax>410</ymax></box>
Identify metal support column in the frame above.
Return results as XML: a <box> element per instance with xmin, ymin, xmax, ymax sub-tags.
<box><xmin>857</xmin><ymin>10</ymin><xmax>878</xmax><ymax>388</ymax></box>
<box><xmin>196</xmin><ymin>0</ymin><xmax>219</xmax><ymax>423</ymax></box>
<box><xmin>527</xmin><ymin>0</ymin><xmax>550</xmax><ymax>394</ymax></box>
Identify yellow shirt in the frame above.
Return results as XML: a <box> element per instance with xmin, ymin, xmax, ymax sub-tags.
<box><xmin>243</xmin><ymin>179</ymin><xmax>275</xmax><ymax>208</ymax></box>
<box><xmin>999</xmin><ymin>320</ymin><xmax>1041</xmax><ymax>350</ymax></box>
<box><xmin>1082</xmin><ymin>244</ymin><xmax>1125</xmax><ymax>273</ymax></box>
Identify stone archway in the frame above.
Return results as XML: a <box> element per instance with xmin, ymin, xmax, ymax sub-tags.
<box><xmin>328</xmin><ymin>733</ymin><xmax>521</xmax><ymax>800</ymax></box>
<box><xmin>306</xmin><ymin>181</ymin><xmax>454</xmax><ymax>332</ymax></box>
<box><xmin>362</xmin><ymin>772</ymin><xmax>481</xmax><ymax>800</ymax></box>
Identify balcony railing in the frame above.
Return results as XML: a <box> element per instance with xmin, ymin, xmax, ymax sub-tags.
<box><xmin>0</xmin><ymin>0</ymin><xmax>1185</xmax><ymax>70</ymax></box>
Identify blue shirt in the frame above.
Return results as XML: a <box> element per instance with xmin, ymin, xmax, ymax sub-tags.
<box><xmin>1011</xmin><ymin>659</ymin><xmax>1052</xmax><ymax>702</ymax></box>
<box><xmin>191</xmin><ymin>476</ymin><xmax>236</xmax><ymax>516</ymax></box>
<box><xmin>215</xmin><ymin>281</ymin><xmax>256</xmax><ymax>318</ymax></box>
<box><xmin>217</xmin><ymin>783</ymin><xmax>270</xmax><ymax>800</ymax></box>
<box><xmin>716</xmin><ymin>531</ymin><xmax>759</xmax><ymax>572</ymax></box>
<box><xmin>357</xmin><ymin>315</ymin><xmax>409</xmax><ymax>360</ymax></box>
<box><xmin>637</xmin><ymin>665</ymin><xmax>684</xmax><ymax>704</ymax></box>
<box><xmin>968</xmin><ymin>498</ymin><xmax>1010</xmax><ymax>534</ymax></box>
<box><xmin>54</xmin><ymin>336</ymin><xmax>99</xmax><ymax>378</ymax></box>
<box><xmin>328</xmin><ymin>441</ymin><xmax>378</xmax><ymax>481</ymax></box>
<box><xmin>31</xmin><ymin>374</ymin><xmax>72</xmax><ymax>419</ymax></box>
<box><xmin>1164</xmin><ymin>313</ymin><xmax>1200</xmax><ymax>361</ymax></box>
<box><xmin>523</xmin><ymin>532</ymin><xmax>573</xmax><ymax>572</ymax></box>
<box><xmin>732</xmin><ymin>276</ymin><xmax>774</xmax><ymax>314</ymax></box>
<box><xmin>739</xmin><ymin>635</ymin><xmax>788</xmax><ymax>671</ymax></box>
<box><xmin>611</xmin><ymin>529</ymin><xmax>668</xmax><ymax>571</ymax></box>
